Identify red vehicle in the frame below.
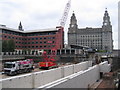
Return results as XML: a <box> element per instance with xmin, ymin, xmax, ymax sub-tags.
<box><xmin>39</xmin><ymin>49</ymin><xmax>58</xmax><ymax>69</ymax></box>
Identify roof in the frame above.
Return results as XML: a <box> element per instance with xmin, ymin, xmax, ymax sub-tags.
<box><xmin>0</xmin><ymin>25</ymin><xmax>23</xmax><ymax>33</ymax></box>
<box><xmin>24</xmin><ymin>28</ymin><xmax>58</xmax><ymax>33</ymax></box>
<box><xmin>0</xmin><ymin>25</ymin><xmax>59</xmax><ymax>33</ymax></box>
<box><xmin>70</xmin><ymin>44</ymin><xmax>89</xmax><ymax>49</ymax></box>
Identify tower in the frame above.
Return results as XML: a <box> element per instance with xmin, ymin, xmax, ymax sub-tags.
<box><xmin>18</xmin><ymin>21</ymin><xmax>24</xmax><ymax>31</ymax></box>
<box><xmin>102</xmin><ymin>8</ymin><xmax>113</xmax><ymax>52</ymax></box>
<box><xmin>68</xmin><ymin>12</ymin><xmax>78</xmax><ymax>47</ymax></box>
<box><xmin>69</xmin><ymin>12</ymin><xmax>78</xmax><ymax>29</ymax></box>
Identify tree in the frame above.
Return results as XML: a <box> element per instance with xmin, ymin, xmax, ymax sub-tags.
<box><xmin>7</xmin><ymin>39</ymin><xmax>15</xmax><ymax>52</ymax></box>
<box><xmin>2</xmin><ymin>40</ymin><xmax>8</xmax><ymax>52</ymax></box>
<box><xmin>0</xmin><ymin>40</ymin><xmax>2</xmax><ymax>52</ymax></box>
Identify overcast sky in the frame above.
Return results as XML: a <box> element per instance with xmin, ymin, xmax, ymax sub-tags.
<box><xmin>0</xmin><ymin>0</ymin><xmax>119</xmax><ymax>49</ymax></box>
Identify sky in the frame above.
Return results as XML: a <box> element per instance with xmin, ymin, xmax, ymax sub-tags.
<box><xmin>0</xmin><ymin>0</ymin><xmax>119</xmax><ymax>49</ymax></box>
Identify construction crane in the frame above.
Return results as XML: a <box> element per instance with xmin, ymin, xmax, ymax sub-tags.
<box><xmin>60</xmin><ymin>0</ymin><xmax>71</xmax><ymax>27</ymax></box>
<box><xmin>39</xmin><ymin>0</ymin><xmax>71</xmax><ymax>69</ymax></box>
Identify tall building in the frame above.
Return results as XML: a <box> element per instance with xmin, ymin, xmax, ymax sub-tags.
<box><xmin>0</xmin><ymin>24</ymin><xmax>64</xmax><ymax>51</ymax></box>
<box><xmin>68</xmin><ymin>9</ymin><xmax>113</xmax><ymax>52</ymax></box>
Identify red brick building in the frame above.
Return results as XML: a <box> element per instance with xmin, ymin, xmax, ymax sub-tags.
<box><xmin>0</xmin><ymin>25</ymin><xmax>64</xmax><ymax>51</ymax></box>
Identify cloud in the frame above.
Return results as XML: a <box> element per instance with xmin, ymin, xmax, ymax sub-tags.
<box><xmin>0</xmin><ymin>0</ymin><xmax>119</xmax><ymax>49</ymax></box>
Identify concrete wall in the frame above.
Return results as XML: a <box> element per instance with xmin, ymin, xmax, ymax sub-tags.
<box><xmin>34</xmin><ymin>68</ymin><xmax>62</xmax><ymax>88</ymax></box>
<box><xmin>0</xmin><ymin>61</ymin><xmax>110</xmax><ymax>89</ymax></box>
<box><xmin>74</xmin><ymin>61</ymin><xmax>89</xmax><ymax>73</ymax></box>
<box><xmin>1</xmin><ymin>74</ymin><xmax>33</xmax><ymax>88</ymax></box>
<box><xmin>38</xmin><ymin>65</ymin><xmax>100</xmax><ymax>88</ymax></box>
<box><xmin>99</xmin><ymin>61</ymin><xmax>111</xmax><ymax>74</ymax></box>
<box><xmin>63</xmin><ymin>65</ymin><xmax>74</xmax><ymax>77</ymax></box>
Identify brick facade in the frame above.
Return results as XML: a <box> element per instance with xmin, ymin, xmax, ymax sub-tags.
<box><xmin>0</xmin><ymin>25</ymin><xmax>64</xmax><ymax>50</ymax></box>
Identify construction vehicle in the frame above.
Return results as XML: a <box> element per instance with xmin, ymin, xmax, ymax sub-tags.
<box><xmin>4</xmin><ymin>59</ymin><xmax>34</xmax><ymax>75</ymax></box>
<box><xmin>39</xmin><ymin>49</ymin><xmax>58</xmax><ymax>69</ymax></box>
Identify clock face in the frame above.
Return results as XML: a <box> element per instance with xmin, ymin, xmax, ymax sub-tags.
<box><xmin>71</xmin><ymin>25</ymin><xmax>74</xmax><ymax>27</ymax></box>
<box><xmin>105</xmin><ymin>20</ymin><xmax>108</xmax><ymax>22</ymax></box>
<box><xmin>104</xmin><ymin>23</ymin><xmax>107</xmax><ymax>25</ymax></box>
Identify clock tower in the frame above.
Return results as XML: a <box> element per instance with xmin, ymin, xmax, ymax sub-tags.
<box><xmin>68</xmin><ymin>12</ymin><xmax>78</xmax><ymax>46</ymax></box>
<box><xmin>102</xmin><ymin>8</ymin><xmax>113</xmax><ymax>52</ymax></box>
<box><xmin>103</xmin><ymin>8</ymin><xmax>111</xmax><ymax>27</ymax></box>
<box><xmin>69</xmin><ymin>12</ymin><xmax>78</xmax><ymax>31</ymax></box>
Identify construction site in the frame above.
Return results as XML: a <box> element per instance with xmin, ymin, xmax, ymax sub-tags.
<box><xmin>0</xmin><ymin>0</ymin><xmax>120</xmax><ymax>89</ymax></box>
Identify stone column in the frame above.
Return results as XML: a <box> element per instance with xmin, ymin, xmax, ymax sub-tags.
<box><xmin>20</xmin><ymin>50</ymin><xmax>21</xmax><ymax>55</ymax></box>
<box><xmin>60</xmin><ymin>49</ymin><xmax>62</xmax><ymax>55</ymax></box>
<box><xmin>65</xmin><ymin>49</ymin><xmax>66</xmax><ymax>54</ymax></box>
<box><xmin>75</xmin><ymin>49</ymin><xmax>77</xmax><ymax>54</ymax></box>
<box><xmin>26</xmin><ymin>51</ymin><xmax>28</xmax><ymax>55</ymax></box>
<box><xmin>6</xmin><ymin>52</ymin><xmax>8</xmax><ymax>55</ymax></box>
<box><xmin>70</xmin><ymin>49</ymin><xmax>71</xmax><ymax>54</ymax></box>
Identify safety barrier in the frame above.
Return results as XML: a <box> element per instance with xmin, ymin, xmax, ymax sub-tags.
<box><xmin>34</xmin><ymin>68</ymin><xmax>62</xmax><ymax>88</ymax></box>
<box><xmin>0</xmin><ymin>61</ymin><xmax>110</xmax><ymax>88</ymax></box>
<box><xmin>1</xmin><ymin>73</ymin><xmax>33</xmax><ymax>88</ymax></box>
<box><xmin>45</xmin><ymin>65</ymin><xmax>100</xmax><ymax>88</ymax></box>
<box><xmin>99</xmin><ymin>61</ymin><xmax>111</xmax><ymax>74</ymax></box>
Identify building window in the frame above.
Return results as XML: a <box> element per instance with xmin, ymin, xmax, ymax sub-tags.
<box><xmin>44</xmin><ymin>46</ymin><xmax>46</xmax><ymax>47</ymax></box>
<box><xmin>36</xmin><ymin>38</ymin><xmax>38</xmax><ymax>40</ymax></box>
<box><xmin>28</xmin><ymin>46</ymin><xmax>30</xmax><ymax>48</ymax></box>
<box><xmin>36</xmin><ymin>46</ymin><xmax>38</xmax><ymax>48</ymax></box>
<box><xmin>36</xmin><ymin>42</ymin><xmax>38</xmax><ymax>44</ymax></box>
<box><xmin>40</xmin><ymin>37</ymin><xmax>42</xmax><ymax>40</ymax></box>
<box><xmin>5</xmin><ymin>31</ymin><xmax>7</xmax><ymax>33</ymax></box>
<box><xmin>44</xmin><ymin>41</ymin><xmax>46</xmax><ymax>44</ymax></box>
<box><xmin>32</xmin><ymin>42</ymin><xmax>34</xmax><ymax>44</ymax></box>
<box><xmin>4</xmin><ymin>36</ymin><xmax>7</xmax><ymax>38</ymax></box>
<box><xmin>52</xmin><ymin>45</ymin><xmax>55</xmax><ymax>47</ymax></box>
<box><xmin>32</xmin><ymin>38</ymin><xmax>34</xmax><ymax>40</ymax></box>
<box><xmin>40</xmin><ymin>42</ymin><xmax>42</xmax><ymax>44</ymax></box>
<box><xmin>44</xmin><ymin>37</ymin><xmax>46</xmax><ymax>39</ymax></box>
<box><xmin>28</xmin><ymin>42</ymin><xmax>30</xmax><ymax>44</ymax></box>
<box><xmin>8</xmin><ymin>36</ymin><xmax>11</xmax><ymax>39</ymax></box>
<box><xmin>52</xmin><ymin>37</ymin><xmax>55</xmax><ymax>39</ymax></box>
<box><xmin>40</xmin><ymin>46</ymin><xmax>42</xmax><ymax>48</ymax></box>
<box><xmin>32</xmin><ymin>46</ymin><xmax>34</xmax><ymax>48</ymax></box>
